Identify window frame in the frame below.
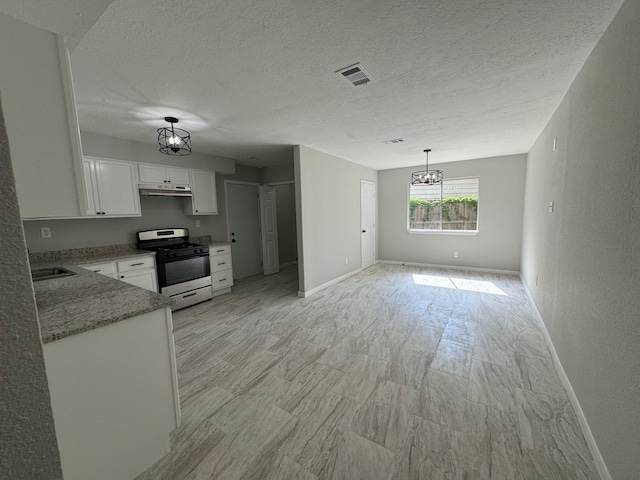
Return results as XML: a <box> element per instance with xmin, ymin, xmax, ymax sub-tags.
<box><xmin>407</xmin><ymin>176</ymin><xmax>480</xmax><ymax>235</ymax></box>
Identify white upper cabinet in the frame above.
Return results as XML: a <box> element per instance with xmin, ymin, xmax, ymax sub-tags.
<box><xmin>185</xmin><ymin>170</ymin><xmax>218</xmax><ymax>215</ymax></box>
<box><xmin>83</xmin><ymin>157</ymin><xmax>141</xmax><ymax>217</ymax></box>
<box><xmin>138</xmin><ymin>164</ymin><xmax>190</xmax><ymax>185</ymax></box>
<box><xmin>1</xmin><ymin>18</ymin><xmax>85</xmax><ymax>218</ymax></box>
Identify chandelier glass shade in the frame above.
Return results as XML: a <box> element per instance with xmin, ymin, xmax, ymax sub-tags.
<box><xmin>157</xmin><ymin>116</ymin><xmax>191</xmax><ymax>156</ymax></box>
<box><xmin>411</xmin><ymin>149</ymin><xmax>443</xmax><ymax>185</ymax></box>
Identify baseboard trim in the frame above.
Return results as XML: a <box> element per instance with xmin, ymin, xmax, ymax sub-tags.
<box><xmin>298</xmin><ymin>268</ymin><xmax>363</xmax><ymax>298</ymax></box>
<box><xmin>519</xmin><ymin>274</ymin><xmax>611</xmax><ymax>480</ymax></box>
<box><xmin>378</xmin><ymin>260</ymin><xmax>519</xmax><ymax>276</ymax></box>
<box><xmin>279</xmin><ymin>261</ymin><xmax>298</xmax><ymax>268</ymax></box>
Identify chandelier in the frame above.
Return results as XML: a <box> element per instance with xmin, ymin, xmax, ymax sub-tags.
<box><xmin>411</xmin><ymin>149</ymin><xmax>443</xmax><ymax>185</ymax></box>
<box><xmin>157</xmin><ymin>116</ymin><xmax>191</xmax><ymax>156</ymax></box>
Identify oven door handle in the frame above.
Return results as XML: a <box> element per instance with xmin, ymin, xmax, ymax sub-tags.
<box><xmin>182</xmin><ymin>292</ymin><xmax>197</xmax><ymax>298</ymax></box>
<box><xmin>158</xmin><ymin>253</ymin><xmax>210</xmax><ymax>263</ymax></box>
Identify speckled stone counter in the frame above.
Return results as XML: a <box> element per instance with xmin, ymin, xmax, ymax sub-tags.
<box><xmin>33</xmin><ymin>265</ymin><xmax>173</xmax><ymax>343</ymax></box>
<box><xmin>29</xmin><ymin>244</ymin><xmax>152</xmax><ymax>267</ymax></box>
<box><xmin>30</xmin><ymin>244</ymin><xmax>175</xmax><ymax>343</ymax></box>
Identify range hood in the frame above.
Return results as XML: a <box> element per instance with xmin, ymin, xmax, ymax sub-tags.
<box><xmin>138</xmin><ymin>183</ymin><xmax>193</xmax><ymax>197</ymax></box>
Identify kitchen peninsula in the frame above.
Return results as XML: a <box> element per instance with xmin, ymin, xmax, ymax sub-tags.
<box><xmin>32</xmin><ymin>254</ymin><xmax>180</xmax><ymax>480</ymax></box>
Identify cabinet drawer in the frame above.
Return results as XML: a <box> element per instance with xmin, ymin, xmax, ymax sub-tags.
<box><xmin>80</xmin><ymin>262</ymin><xmax>115</xmax><ymax>276</ymax></box>
<box><xmin>210</xmin><ymin>245</ymin><xmax>231</xmax><ymax>255</ymax></box>
<box><xmin>211</xmin><ymin>270</ymin><xmax>233</xmax><ymax>289</ymax></box>
<box><xmin>211</xmin><ymin>253</ymin><xmax>232</xmax><ymax>272</ymax></box>
<box><xmin>117</xmin><ymin>256</ymin><xmax>155</xmax><ymax>272</ymax></box>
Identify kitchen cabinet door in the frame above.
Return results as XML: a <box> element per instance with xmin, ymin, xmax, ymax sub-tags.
<box><xmin>94</xmin><ymin>159</ymin><xmax>141</xmax><ymax>216</ymax></box>
<box><xmin>186</xmin><ymin>170</ymin><xmax>218</xmax><ymax>215</ymax></box>
<box><xmin>118</xmin><ymin>269</ymin><xmax>157</xmax><ymax>292</ymax></box>
<box><xmin>138</xmin><ymin>164</ymin><xmax>190</xmax><ymax>185</ymax></box>
<box><xmin>166</xmin><ymin>167</ymin><xmax>191</xmax><ymax>185</ymax></box>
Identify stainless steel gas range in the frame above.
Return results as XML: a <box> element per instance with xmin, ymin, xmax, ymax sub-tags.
<box><xmin>137</xmin><ymin>228</ymin><xmax>212</xmax><ymax>311</ymax></box>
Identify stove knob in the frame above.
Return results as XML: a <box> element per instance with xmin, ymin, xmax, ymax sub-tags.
<box><xmin>171</xmin><ymin>252</ymin><xmax>177</xmax><ymax>258</ymax></box>
<box><xmin>195</xmin><ymin>248</ymin><xmax>201</xmax><ymax>254</ymax></box>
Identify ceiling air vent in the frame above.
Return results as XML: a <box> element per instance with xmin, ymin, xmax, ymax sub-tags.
<box><xmin>336</xmin><ymin>63</ymin><xmax>375</xmax><ymax>87</ymax></box>
<box><xmin>383</xmin><ymin>138</ymin><xmax>404</xmax><ymax>144</ymax></box>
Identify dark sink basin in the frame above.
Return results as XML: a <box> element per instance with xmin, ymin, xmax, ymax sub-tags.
<box><xmin>31</xmin><ymin>267</ymin><xmax>77</xmax><ymax>281</ymax></box>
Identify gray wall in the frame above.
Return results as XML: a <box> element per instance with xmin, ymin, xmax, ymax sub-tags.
<box><xmin>23</xmin><ymin>132</ymin><xmax>239</xmax><ymax>251</ymax></box>
<box><xmin>81</xmin><ymin>131</ymin><xmax>235</xmax><ymax>174</ymax></box>
<box><xmin>521</xmin><ymin>0</ymin><xmax>640</xmax><ymax>477</ymax></box>
<box><xmin>379</xmin><ymin>154</ymin><xmax>526</xmax><ymax>272</ymax></box>
<box><xmin>0</xmin><ymin>100</ymin><xmax>63</xmax><ymax>478</ymax></box>
<box><xmin>23</xmin><ymin>196</ymin><xmax>218</xmax><ymax>252</ymax></box>
<box><xmin>294</xmin><ymin>145</ymin><xmax>377</xmax><ymax>293</ymax></box>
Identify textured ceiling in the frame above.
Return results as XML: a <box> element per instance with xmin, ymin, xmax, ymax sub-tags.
<box><xmin>0</xmin><ymin>0</ymin><xmax>624</xmax><ymax>169</ymax></box>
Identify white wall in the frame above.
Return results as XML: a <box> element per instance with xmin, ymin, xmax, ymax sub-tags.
<box><xmin>521</xmin><ymin>0</ymin><xmax>640</xmax><ymax>477</ymax></box>
<box><xmin>294</xmin><ymin>145</ymin><xmax>377</xmax><ymax>293</ymax></box>
<box><xmin>0</xmin><ymin>98</ymin><xmax>63</xmax><ymax>478</ymax></box>
<box><xmin>0</xmin><ymin>14</ymin><xmax>82</xmax><ymax>218</ymax></box>
<box><xmin>379</xmin><ymin>154</ymin><xmax>526</xmax><ymax>272</ymax></box>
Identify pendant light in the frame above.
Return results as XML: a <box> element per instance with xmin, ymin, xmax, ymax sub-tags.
<box><xmin>411</xmin><ymin>148</ymin><xmax>443</xmax><ymax>185</ymax></box>
<box><xmin>157</xmin><ymin>116</ymin><xmax>191</xmax><ymax>156</ymax></box>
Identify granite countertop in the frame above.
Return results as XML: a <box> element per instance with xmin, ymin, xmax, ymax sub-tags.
<box><xmin>33</xmin><ymin>265</ymin><xmax>173</xmax><ymax>343</ymax></box>
<box><xmin>30</xmin><ymin>244</ymin><xmax>175</xmax><ymax>344</ymax></box>
<box><xmin>209</xmin><ymin>241</ymin><xmax>231</xmax><ymax>250</ymax></box>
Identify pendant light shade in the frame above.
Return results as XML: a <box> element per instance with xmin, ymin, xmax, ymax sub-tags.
<box><xmin>158</xmin><ymin>116</ymin><xmax>191</xmax><ymax>156</ymax></box>
<box><xmin>411</xmin><ymin>149</ymin><xmax>443</xmax><ymax>185</ymax></box>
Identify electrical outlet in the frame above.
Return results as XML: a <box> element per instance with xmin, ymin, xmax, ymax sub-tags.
<box><xmin>453</xmin><ymin>251</ymin><xmax>459</xmax><ymax>258</ymax></box>
<box><xmin>41</xmin><ymin>227</ymin><xmax>51</xmax><ymax>238</ymax></box>
<box><xmin>195</xmin><ymin>220</ymin><xmax>201</xmax><ymax>228</ymax></box>
<box><xmin>345</xmin><ymin>257</ymin><xmax>349</xmax><ymax>265</ymax></box>
<box><xmin>548</xmin><ymin>201</ymin><xmax>554</xmax><ymax>213</ymax></box>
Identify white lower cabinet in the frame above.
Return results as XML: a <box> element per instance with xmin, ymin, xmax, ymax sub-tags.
<box><xmin>80</xmin><ymin>255</ymin><xmax>157</xmax><ymax>292</ymax></box>
<box><xmin>43</xmin><ymin>307</ymin><xmax>180</xmax><ymax>480</ymax></box>
<box><xmin>210</xmin><ymin>244</ymin><xmax>233</xmax><ymax>296</ymax></box>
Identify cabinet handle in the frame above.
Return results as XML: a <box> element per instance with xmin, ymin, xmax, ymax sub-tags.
<box><xmin>219</xmin><ymin>278</ymin><xmax>227</xmax><ymax>282</ymax></box>
<box><xmin>217</xmin><ymin>262</ymin><xmax>226</xmax><ymax>266</ymax></box>
<box><xmin>94</xmin><ymin>269</ymin><xmax>101</xmax><ymax>273</ymax></box>
<box><xmin>120</xmin><ymin>275</ymin><xmax>125</xmax><ymax>279</ymax></box>
<box><xmin>130</xmin><ymin>262</ymin><xmax>144</xmax><ymax>266</ymax></box>
<box><xmin>216</xmin><ymin>249</ymin><xmax>225</xmax><ymax>252</ymax></box>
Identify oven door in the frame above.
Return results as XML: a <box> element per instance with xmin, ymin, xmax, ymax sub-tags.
<box><xmin>157</xmin><ymin>254</ymin><xmax>210</xmax><ymax>288</ymax></box>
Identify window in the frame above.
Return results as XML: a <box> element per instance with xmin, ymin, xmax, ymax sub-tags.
<box><xmin>408</xmin><ymin>177</ymin><xmax>479</xmax><ymax>232</ymax></box>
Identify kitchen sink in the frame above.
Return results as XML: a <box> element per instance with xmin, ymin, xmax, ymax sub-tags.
<box><xmin>31</xmin><ymin>267</ymin><xmax>77</xmax><ymax>281</ymax></box>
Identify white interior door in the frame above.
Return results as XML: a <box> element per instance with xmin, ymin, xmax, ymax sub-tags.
<box><xmin>226</xmin><ymin>182</ymin><xmax>262</xmax><ymax>279</ymax></box>
<box><xmin>260</xmin><ymin>185</ymin><xmax>280</xmax><ymax>275</ymax></box>
<box><xmin>361</xmin><ymin>180</ymin><xmax>376</xmax><ymax>270</ymax></box>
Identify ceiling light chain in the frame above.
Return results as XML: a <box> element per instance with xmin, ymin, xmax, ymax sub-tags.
<box><xmin>158</xmin><ymin>116</ymin><xmax>192</xmax><ymax>156</ymax></box>
<box><xmin>411</xmin><ymin>148</ymin><xmax>443</xmax><ymax>185</ymax></box>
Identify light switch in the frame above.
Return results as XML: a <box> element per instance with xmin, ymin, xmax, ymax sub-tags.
<box><xmin>41</xmin><ymin>227</ymin><xmax>52</xmax><ymax>238</ymax></box>
<box><xmin>548</xmin><ymin>201</ymin><xmax>554</xmax><ymax>213</ymax></box>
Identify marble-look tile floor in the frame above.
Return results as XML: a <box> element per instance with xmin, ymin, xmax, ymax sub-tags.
<box><xmin>135</xmin><ymin>264</ymin><xmax>599</xmax><ymax>480</ymax></box>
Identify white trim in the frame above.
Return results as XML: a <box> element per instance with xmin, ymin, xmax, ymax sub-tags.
<box><xmin>279</xmin><ymin>261</ymin><xmax>298</xmax><ymax>268</ymax></box>
<box><xmin>519</xmin><ymin>275</ymin><xmax>611</xmax><ymax>480</ymax></box>
<box><xmin>378</xmin><ymin>260</ymin><xmax>519</xmax><ymax>276</ymax></box>
<box><xmin>297</xmin><ymin>268</ymin><xmax>362</xmax><ymax>298</ymax></box>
